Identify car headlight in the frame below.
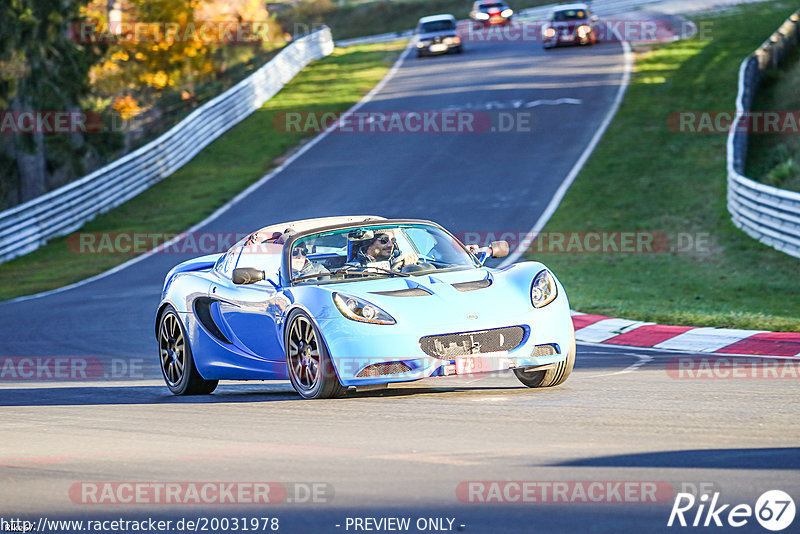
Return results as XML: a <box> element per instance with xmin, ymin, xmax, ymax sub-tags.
<box><xmin>577</xmin><ymin>24</ymin><xmax>592</xmax><ymax>37</ymax></box>
<box><xmin>501</xmin><ymin>8</ymin><xmax>513</xmax><ymax>17</ymax></box>
<box><xmin>475</xmin><ymin>12</ymin><xmax>490</xmax><ymax>20</ymax></box>
<box><xmin>530</xmin><ymin>269</ymin><xmax>558</xmax><ymax>308</ymax></box>
<box><xmin>544</xmin><ymin>27</ymin><xmax>556</xmax><ymax>38</ymax></box>
<box><xmin>416</xmin><ymin>40</ymin><xmax>429</xmax><ymax>48</ymax></box>
<box><xmin>333</xmin><ymin>293</ymin><xmax>396</xmax><ymax>325</ymax></box>
<box><xmin>443</xmin><ymin>36</ymin><xmax>461</xmax><ymax>45</ymax></box>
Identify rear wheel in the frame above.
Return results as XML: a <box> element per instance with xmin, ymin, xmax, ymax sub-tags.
<box><xmin>285</xmin><ymin>311</ymin><xmax>345</xmax><ymax>399</ymax></box>
<box><xmin>514</xmin><ymin>324</ymin><xmax>575</xmax><ymax>388</ymax></box>
<box><xmin>158</xmin><ymin>305</ymin><xmax>218</xmax><ymax>395</ymax></box>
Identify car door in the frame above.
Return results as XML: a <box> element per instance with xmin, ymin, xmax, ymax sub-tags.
<box><xmin>210</xmin><ymin>244</ymin><xmax>287</xmax><ymax>364</ymax></box>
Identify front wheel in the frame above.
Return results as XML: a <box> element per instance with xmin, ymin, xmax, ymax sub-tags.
<box><xmin>158</xmin><ymin>305</ymin><xmax>218</xmax><ymax>395</ymax></box>
<box><xmin>285</xmin><ymin>311</ymin><xmax>346</xmax><ymax>399</ymax></box>
<box><xmin>514</xmin><ymin>324</ymin><xmax>575</xmax><ymax>388</ymax></box>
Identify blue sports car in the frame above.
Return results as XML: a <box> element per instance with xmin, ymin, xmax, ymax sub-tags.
<box><xmin>156</xmin><ymin>216</ymin><xmax>575</xmax><ymax>399</ymax></box>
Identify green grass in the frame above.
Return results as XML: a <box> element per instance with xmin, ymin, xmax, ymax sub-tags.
<box><xmin>0</xmin><ymin>41</ymin><xmax>406</xmax><ymax>302</ymax></box>
<box><xmin>746</xmin><ymin>37</ymin><xmax>800</xmax><ymax>192</ymax></box>
<box><xmin>525</xmin><ymin>2</ymin><xmax>800</xmax><ymax>332</ymax></box>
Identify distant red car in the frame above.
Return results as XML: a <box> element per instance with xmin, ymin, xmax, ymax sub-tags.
<box><xmin>542</xmin><ymin>2</ymin><xmax>597</xmax><ymax>49</ymax></box>
<box><xmin>470</xmin><ymin>1</ymin><xmax>514</xmax><ymax>29</ymax></box>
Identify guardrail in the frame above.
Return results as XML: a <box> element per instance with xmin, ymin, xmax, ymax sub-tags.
<box><xmin>727</xmin><ymin>10</ymin><xmax>800</xmax><ymax>259</ymax></box>
<box><xmin>0</xmin><ymin>27</ymin><xmax>334</xmax><ymax>264</ymax></box>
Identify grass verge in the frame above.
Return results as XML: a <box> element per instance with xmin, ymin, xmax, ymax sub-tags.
<box><xmin>0</xmin><ymin>41</ymin><xmax>406</xmax><ymax>302</ymax></box>
<box><xmin>525</xmin><ymin>1</ymin><xmax>800</xmax><ymax>332</ymax></box>
<box><xmin>746</xmin><ymin>40</ymin><xmax>800</xmax><ymax>192</ymax></box>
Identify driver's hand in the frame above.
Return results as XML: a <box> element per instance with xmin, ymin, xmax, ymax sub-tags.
<box><xmin>392</xmin><ymin>252</ymin><xmax>419</xmax><ymax>269</ymax></box>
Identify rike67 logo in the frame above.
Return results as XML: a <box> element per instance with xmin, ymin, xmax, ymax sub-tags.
<box><xmin>668</xmin><ymin>490</ymin><xmax>795</xmax><ymax>531</ymax></box>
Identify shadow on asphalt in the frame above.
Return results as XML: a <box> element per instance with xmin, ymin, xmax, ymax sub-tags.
<box><xmin>554</xmin><ymin>447</ymin><xmax>800</xmax><ymax>470</ymax></box>
<box><xmin>0</xmin><ymin>383</ymin><xmax>556</xmax><ymax>406</ymax></box>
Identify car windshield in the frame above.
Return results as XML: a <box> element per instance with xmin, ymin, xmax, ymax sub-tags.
<box><xmin>479</xmin><ymin>3</ymin><xmax>506</xmax><ymax>9</ymax></box>
<box><xmin>420</xmin><ymin>20</ymin><xmax>456</xmax><ymax>33</ymax></box>
<box><xmin>553</xmin><ymin>9</ymin><xmax>587</xmax><ymax>21</ymax></box>
<box><xmin>290</xmin><ymin>224</ymin><xmax>478</xmax><ymax>285</ymax></box>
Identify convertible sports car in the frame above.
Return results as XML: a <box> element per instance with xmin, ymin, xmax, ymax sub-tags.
<box><xmin>156</xmin><ymin>216</ymin><xmax>575</xmax><ymax>399</ymax></box>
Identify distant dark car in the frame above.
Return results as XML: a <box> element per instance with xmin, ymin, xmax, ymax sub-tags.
<box><xmin>470</xmin><ymin>1</ymin><xmax>514</xmax><ymax>29</ymax></box>
<box><xmin>416</xmin><ymin>15</ymin><xmax>463</xmax><ymax>58</ymax></box>
<box><xmin>542</xmin><ymin>2</ymin><xmax>597</xmax><ymax>49</ymax></box>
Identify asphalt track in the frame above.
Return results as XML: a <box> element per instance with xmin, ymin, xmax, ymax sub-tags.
<box><xmin>1</xmin><ymin>26</ymin><xmax>798</xmax><ymax>534</ymax></box>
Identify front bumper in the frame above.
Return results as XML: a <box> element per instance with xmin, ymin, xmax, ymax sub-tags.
<box><xmin>320</xmin><ymin>293</ymin><xmax>572</xmax><ymax>387</ymax></box>
<box><xmin>417</xmin><ymin>41</ymin><xmax>461</xmax><ymax>55</ymax></box>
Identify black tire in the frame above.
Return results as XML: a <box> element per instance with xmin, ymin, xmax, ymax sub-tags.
<box><xmin>158</xmin><ymin>305</ymin><xmax>218</xmax><ymax>395</ymax></box>
<box><xmin>417</xmin><ymin>50</ymin><xmax>424</xmax><ymax>58</ymax></box>
<box><xmin>514</xmin><ymin>324</ymin><xmax>575</xmax><ymax>388</ymax></box>
<box><xmin>285</xmin><ymin>310</ymin><xmax>346</xmax><ymax>399</ymax></box>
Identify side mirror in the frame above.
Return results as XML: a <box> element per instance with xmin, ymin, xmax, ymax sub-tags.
<box><xmin>232</xmin><ymin>267</ymin><xmax>265</xmax><ymax>285</ymax></box>
<box><xmin>489</xmin><ymin>240</ymin><xmax>510</xmax><ymax>258</ymax></box>
<box><xmin>591</xmin><ymin>15</ymin><xmax>598</xmax><ymax>22</ymax></box>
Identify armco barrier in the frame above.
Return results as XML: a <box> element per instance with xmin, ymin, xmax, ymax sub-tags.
<box><xmin>727</xmin><ymin>10</ymin><xmax>800</xmax><ymax>259</ymax></box>
<box><xmin>0</xmin><ymin>27</ymin><xmax>334</xmax><ymax>264</ymax></box>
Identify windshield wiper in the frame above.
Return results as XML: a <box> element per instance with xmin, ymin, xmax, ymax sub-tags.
<box><xmin>292</xmin><ymin>272</ymin><xmax>336</xmax><ymax>283</ymax></box>
<box><xmin>292</xmin><ymin>265</ymin><xmax>409</xmax><ymax>284</ymax></box>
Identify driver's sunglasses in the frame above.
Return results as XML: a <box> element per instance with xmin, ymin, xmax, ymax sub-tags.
<box><xmin>375</xmin><ymin>235</ymin><xmax>392</xmax><ymax>244</ymax></box>
<box><xmin>292</xmin><ymin>247</ymin><xmax>306</xmax><ymax>257</ymax></box>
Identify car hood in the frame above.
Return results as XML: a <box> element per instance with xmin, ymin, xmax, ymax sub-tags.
<box><xmin>298</xmin><ymin>266</ymin><xmax>539</xmax><ymax>329</ymax></box>
<box><xmin>550</xmin><ymin>20</ymin><xmax>587</xmax><ymax>29</ymax></box>
<box><xmin>418</xmin><ymin>30</ymin><xmax>458</xmax><ymax>41</ymax></box>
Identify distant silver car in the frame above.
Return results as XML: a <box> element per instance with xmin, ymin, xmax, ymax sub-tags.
<box><xmin>416</xmin><ymin>14</ymin><xmax>463</xmax><ymax>58</ymax></box>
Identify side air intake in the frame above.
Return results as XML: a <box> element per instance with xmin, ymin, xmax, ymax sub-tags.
<box><xmin>356</xmin><ymin>362</ymin><xmax>412</xmax><ymax>377</ymax></box>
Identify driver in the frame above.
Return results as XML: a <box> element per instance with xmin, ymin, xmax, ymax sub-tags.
<box><xmin>351</xmin><ymin>229</ymin><xmax>419</xmax><ymax>271</ymax></box>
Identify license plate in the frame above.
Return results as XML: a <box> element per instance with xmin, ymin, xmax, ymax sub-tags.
<box><xmin>455</xmin><ymin>352</ymin><xmax>509</xmax><ymax>375</ymax></box>
<box><xmin>561</xmin><ymin>34</ymin><xmax>574</xmax><ymax>41</ymax></box>
<box><xmin>491</xmin><ymin>16</ymin><xmax>502</xmax><ymax>22</ymax></box>
<box><xmin>429</xmin><ymin>43</ymin><xmax>448</xmax><ymax>52</ymax></box>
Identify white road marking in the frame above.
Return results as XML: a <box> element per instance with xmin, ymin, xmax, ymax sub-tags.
<box><xmin>443</xmin><ymin>97</ymin><xmax>582</xmax><ymax>111</ymax></box>
<box><xmin>579</xmin><ymin>351</ymin><xmax>655</xmax><ymax>378</ymax></box>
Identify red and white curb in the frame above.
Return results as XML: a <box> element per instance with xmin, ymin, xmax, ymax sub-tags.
<box><xmin>571</xmin><ymin>311</ymin><xmax>800</xmax><ymax>357</ymax></box>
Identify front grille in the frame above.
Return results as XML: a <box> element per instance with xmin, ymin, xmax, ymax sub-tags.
<box><xmin>451</xmin><ymin>279</ymin><xmax>492</xmax><ymax>292</ymax></box>
<box><xmin>532</xmin><ymin>344</ymin><xmax>559</xmax><ymax>357</ymax></box>
<box><xmin>356</xmin><ymin>362</ymin><xmax>412</xmax><ymax>377</ymax></box>
<box><xmin>420</xmin><ymin>326</ymin><xmax>525</xmax><ymax>359</ymax></box>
